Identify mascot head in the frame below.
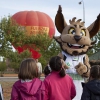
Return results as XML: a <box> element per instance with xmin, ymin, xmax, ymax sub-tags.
<box><xmin>54</xmin><ymin>5</ymin><xmax>100</xmax><ymax>56</ymax></box>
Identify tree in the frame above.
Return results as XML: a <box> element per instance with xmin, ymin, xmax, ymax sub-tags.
<box><xmin>87</xmin><ymin>31</ymin><xmax>100</xmax><ymax>57</ymax></box>
<box><xmin>0</xmin><ymin>16</ymin><xmax>61</xmax><ymax>72</ymax></box>
<box><xmin>39</xmin><ymin>39</ymin><xmax>61</xmax><ymax>69</ymax></box>
<box><xmin>0</xmin><ymin>61</ymin><xmax>7</xmax><ymax>76</ymax></box>
<box><xmin>6</xmin><ymin>50</ymin><xmax>32</xmax><ymax>72</ymax></box>
<box><xmin>0</xmin><ymin>16</ymin><xmax>26</xmax><ymax>57</ymax></box>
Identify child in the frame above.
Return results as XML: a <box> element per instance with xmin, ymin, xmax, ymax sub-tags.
<box><xmin>44</xmin><ymin>56</ymin><xmax>76</xmax><ymax>100</ymax></box>
<box><xmin>10</xmin><ymin>58</ymin><xmax>45</xmax><ymax>100</ymax></box>
<box><xmin>81</xmin><ymin>65</ymin><xmax>100</xmax><ymax>100</ymax></box>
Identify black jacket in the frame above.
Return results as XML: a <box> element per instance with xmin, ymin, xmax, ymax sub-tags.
<box><xmin>81</xmin><ymin>79</ymin><xmax>100</xmax><ymax>100</ymax></box>
<box><xmin>0</xmin><ymin>93</ymin><xmax>2</xmax><ymax>100</ymax></box>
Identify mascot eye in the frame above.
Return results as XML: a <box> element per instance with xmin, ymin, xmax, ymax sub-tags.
<box><xmin>69</xmin><ymin>28</ymin><xmax>75</xmax><ymax>35</ymax></box>
<box><xmin>80</xmin><ymin>29</ymin><xmax>86</xmax><ymax>36</ymax></box>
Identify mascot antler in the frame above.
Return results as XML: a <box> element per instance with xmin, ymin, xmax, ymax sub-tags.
<box><xmin>55</xmin><ymin>5</ymin><xmax>67</xmax><ymax>33</ymax></box>
<box><xmin>88</xmin><ymin>14</ymin><xmax>100</xmax><ymax>38</ymax></box>
<box><xmin>58</xmin><ymin>5</ymin><xmax>62</xmax><ymax>13</ymax></box>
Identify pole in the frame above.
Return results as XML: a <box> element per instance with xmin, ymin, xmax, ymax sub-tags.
<box><xmin>79</xmin><ymin>0</ymin><xmax>85</xmax><ymax>22</ymax></box>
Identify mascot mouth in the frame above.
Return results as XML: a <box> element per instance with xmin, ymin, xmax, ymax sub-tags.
<box><xmin>67</xmin><ymin>43</ymin><xmax>85</xmax><ymax>49</ymax></box>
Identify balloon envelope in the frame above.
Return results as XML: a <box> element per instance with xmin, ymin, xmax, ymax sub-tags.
<box><xmin>12</xmin><ymin>11</ymin><xmax>55</xmax><ymax>37</ymax></box>
<box><xmin>11</xmin><ymin>11</ymin><xmax>55</xmax><ymax>59</ymax></box>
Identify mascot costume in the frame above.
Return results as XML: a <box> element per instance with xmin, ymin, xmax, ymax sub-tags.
<box><xmin>54</xmin><ymin>5</ymin><xmax>100</xmax><ymax>100</ymax></box>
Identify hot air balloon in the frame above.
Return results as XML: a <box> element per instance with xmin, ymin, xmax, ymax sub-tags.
<box><xmin>11</xmin><ymin>11</ymin><xmax>55</xmax><ymax>59</ymax></box>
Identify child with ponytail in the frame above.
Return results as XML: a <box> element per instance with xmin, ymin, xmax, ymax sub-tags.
<box><xmin>44</xmin><ymin>56</ymin><xmax>76</xmax><ymax>100</ymax></box>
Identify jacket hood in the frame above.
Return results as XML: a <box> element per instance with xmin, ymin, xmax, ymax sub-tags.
<box><xmin>86</xmin><ymin>80</ymin><xmax>100</xmax><ymax>95</ymax></box>
<box><xmin>14</xmin><ymin>78</ymin><xmax>43</xmax><ymax>96</ymax></box>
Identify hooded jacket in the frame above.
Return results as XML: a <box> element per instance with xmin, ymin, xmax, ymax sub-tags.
<box><xmin>44</xmin><ymin>71</ymin><xmax>76</xmax><ymax>100</ymax></box>
<box><xmin>81</xmin><ymin>79</ymin><xmax>100</xmax><ymax>100</ymax></box>
<box><xmin>10</xmin><ymin>78</ymin><xmax>45</xmax><ymax>100</ymax></box>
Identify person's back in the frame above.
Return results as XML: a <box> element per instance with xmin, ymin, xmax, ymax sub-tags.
<box><xmin>44</xmin><ymin>72</ymin><xmax>76</xmax><ymax>100</ymax></box>
<box><xmin>11</xmin><ymin>78</ymin><xmax>45</xmax><ymax>100</ymax></box>
<box><xmin>10</xmin><ymin>58</ymin><xmax>45</xmax><ymax>100</ymax></box>
<box><xmin>44</xmin><ymin>56</ymin><xmax>76</xmax><ymax>100</ymax></box>
<box><xmin>81</xmin><ymin>65</ymin><xmax>100</xmax><ymax>100</ymax></box>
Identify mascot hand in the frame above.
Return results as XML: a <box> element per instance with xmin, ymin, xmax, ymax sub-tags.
<box><xmin>75</xmin><ymin>62</ymin><xmax>87</xmax><ymax>76</ymax></box>
<box><xmin>82</xmin><ymin>68</ymin><xmax>90</xmax><ymax>78</ymax></box>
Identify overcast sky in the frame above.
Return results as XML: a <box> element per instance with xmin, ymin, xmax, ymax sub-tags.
<box><xmin>0</xmin><ymin>0</ymin><xmax>100</xmax><ymax>36</ymax></box>
<box><xmin>0</xmin><ymin>0</ymin><xmax>99</xmax><ymax>60</ymax></box>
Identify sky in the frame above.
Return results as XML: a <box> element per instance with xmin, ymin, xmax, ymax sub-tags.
<box><xmin>0</xmin><ymin>0</ymin><xmax>100</xmax><ymax>60</ymax></box>
<box><xmin>0</xmin><ymin>0</ymin><xmax>100</xmax><ymax>36</ymax></box>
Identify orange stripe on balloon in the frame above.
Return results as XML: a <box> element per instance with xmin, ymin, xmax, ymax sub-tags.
<box><xmin>25</xmin><ymin>26</ymin><xmax>49</xmax><ymax>35</ymax></box>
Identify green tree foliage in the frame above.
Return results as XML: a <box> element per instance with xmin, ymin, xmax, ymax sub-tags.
<box><xmin>39</xmin><ymin>39</ymin><xmax>61</xmax><ymax>69</ymax></box>
<box><xmin>0</xmin><ymin>16</ymin><xmax>26</xmax><ymax>56</ymax></box>
<box><xmin>6</xmin><ymin>50</ymin><xmax>32</xmax><ymax>72</ymax></box>
<box><xmin>0</xmin><ymin>16</ymin><xmax>61</xmax><ymax>72</ymax></box>
<box><xmin>0</xmin><ymin>61</ymin><xmax>7</xmax><ymax>76</ymax></box>
<box><xmin>87</xmin><ymin>31</ymin><xmax>100</xmax><ymax>57</ymax></box>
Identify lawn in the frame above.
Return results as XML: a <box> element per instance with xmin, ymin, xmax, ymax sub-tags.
<box><xmin>0</xmin><ymin>74</ymin><xmax>17</xmax><ymax>100</ymax></box>
<box><xmin>0</xmin><ymin>81</ymin><xmax>15</xmax><ymax>100</ymax></box>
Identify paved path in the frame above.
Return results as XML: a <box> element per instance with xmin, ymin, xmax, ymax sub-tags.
<box><xmin>0</xmin><ymin>77</ymin><xmax>45</xmax><ymax>82</ymax></box>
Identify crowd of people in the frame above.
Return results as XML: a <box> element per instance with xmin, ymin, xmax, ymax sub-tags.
<box><xmin>0</xmin><ymin>56</ymin><xmax>100</xmax><ymax>100</ymax></box>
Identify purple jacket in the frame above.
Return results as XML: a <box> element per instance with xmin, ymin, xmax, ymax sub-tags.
<box><xmin>10</xmin><ymin>78</ymin><xmax>45</xmax><ymax>100</ymax></box>
<box><xmin>44</xmin><ymin>71</ymin><xmax>76</xmax><ymax>100</ymax></box>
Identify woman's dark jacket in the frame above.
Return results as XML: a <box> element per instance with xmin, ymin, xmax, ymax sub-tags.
<box><xmin>81</xmin><ymin>79</ymin><xmax>100</xmax><ymax>100</ymax></box>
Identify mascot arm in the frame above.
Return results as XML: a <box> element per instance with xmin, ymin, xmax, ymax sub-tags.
<box><xmin>83</xmin><ymin>54</ymin><xmax>91</xmax><ymax>77</ymax></box>
<box><xmin>75</xmin><ymin>54</ymin><xmax>91</xmax><ymax>77</ymax></box>
<box><xmin>58</xmin><ymin>52</ymin><xmax>69</xmax><ymax>69</ymax></box>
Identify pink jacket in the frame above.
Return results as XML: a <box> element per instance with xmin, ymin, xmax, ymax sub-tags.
<box><xmin>44</xmin><ymin>71</ymin><xmax>76</xmax><ymax>100</ymax></box>
<box><xmin>10</xmin><ymin>78</ymin><xmax>45</xmax><ymax>100</ymax></box>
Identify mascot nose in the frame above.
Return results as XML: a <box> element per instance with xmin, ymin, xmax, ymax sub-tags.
<box><xmin>74</xmin><ymin>35</ymin><xmax>82</xmax><ymax>42</ymax></box>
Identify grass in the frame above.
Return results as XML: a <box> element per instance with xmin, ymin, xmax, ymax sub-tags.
<box><xmin>0</xmin><ymin>81</ymin><xmax>15</xmax><ymax>100</ymax></box>
<box><xmin>0</xmin><ymin>74</ymin><xmax>17</xmax><ymax>100</ymax></box>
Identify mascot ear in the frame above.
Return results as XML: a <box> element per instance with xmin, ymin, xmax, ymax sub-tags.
<box><xmin>87</xmin><ymin>14</ymin><xmax>100</xmax><ymax>38</ymax></box>
<box><xmin>55</xmin><ymin>5</ymin><xmax>67</xmax><ymax>33</ymax></box>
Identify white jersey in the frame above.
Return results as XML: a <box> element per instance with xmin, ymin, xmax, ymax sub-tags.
<box><xmin>62</xmin><ymin>51</ymin><xmax>85</xmax><ymax>74</ymax></box>
<box><xmin>62</xmin><ymin>51</ymin><xmax>85</xmax><ymax>100</ymax></box>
